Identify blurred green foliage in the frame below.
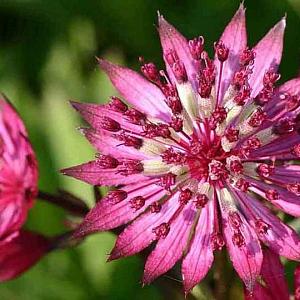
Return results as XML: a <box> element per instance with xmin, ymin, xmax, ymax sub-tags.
<box><xmin>0</xmin><ymin>0</ymin><xmax>300</xmax><ymax>299</ymax></box>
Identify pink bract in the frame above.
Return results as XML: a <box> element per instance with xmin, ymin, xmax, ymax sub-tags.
<box><xmin>63</xmin><ymin>3</ymin><xmax>300</xmax><ymax>293</ymax></box>
<box><xmin>0</xmin><ymin>97</ymin><xmax>38</xmax><ymax>240</ymax></box>
<box><xmin>0</xmin><ymin>96</ymin><xmax>49</xmax><ymax>281</ymax></box>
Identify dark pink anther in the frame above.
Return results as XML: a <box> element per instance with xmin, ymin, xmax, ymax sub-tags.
<box><xmin>235</xmin><ymin>178</ymin><xmax>250</xmax><ymax>192</ymax></box>
<box><xmin>141</xmin><ymin>62</ymin><xmax>160</xmax><ymax>82</ymax></box>
<box><xmin>257</xmin><ymin>163</ymin><xmax>274</xmax><ymax>178</ymax></box>
<box><xmin>244</xmin><ymin>137</ymin><xmax>261</xmax><ymax>150</ymax></box>
<box><xmin>265</xmin><ymin>189</ymin><xmax>279</xmax><ymax>201</ymax></box>
<box><xmin>119</xmin><ymin>160</ymin><xmax>143</xmax><ymax>176</ymax></box>
<box><xmin>194</xmin><ymin>193</ymin><xmax>209</xmax><ymax>208</ymax></box>
<box><xmin>142</xmin><ymin>123</ymin><xmax>159</xmax><ymax>138</ymax></box>
<box><xmin>239</xmin><ymin>48</ymin><xmax>255</xmax><ymax>66</ymax></box>
<box><xmin>225</xmin><ymin>127</ymin><xmax>239</xmax><ymax>143</ymax></box>
<box><xmin>169</xmin><ymin>116</ymin><xmax>183</xmax><ymax>132</ymax></box>
<box><xmin>229</xmin><ymin>212</ymin><xmax>242</xmax><ymax>229</ymax></box>
<box><xmin>161</xmin><ymin>83</ymin><xmax>177</xmax><ymax>98</ymax></box>
<box><xmin>96</xmin><ymin>154</ymin><xmax>119</xmax><ymax>169</ymax></box>
<box><xmin>124</xmin><ymin>108</ymin><xmax>146</xmax><ymax>125</ymax></box>
<box><xmin>263</xmin><ymin>69</ymin><xmax>280</xmax><ymax>88</ymax></box>
<box><xmin>188</xmin><ymin>36</ymin><xmax>204</xmax><ymax>60</ymax></box>
<box><xmin>161</xmin><ymin>148</ymin><xmax>186</xmax><ymax>164</ymax></box>
<box><xmin>189</xmin><ymin>140</ymin><xmax>203</xmax><ymax>155</ymax></box>
<box><xmin>209</xmin><ymin>160</ymin><xmax>229</xmax><ymax>180</ymax></box>
<box><xmin>116</xmin><ymin>133</ymin><xmax>143</xmax><ymax>149</ymax></box>
<box><xmin>107</xmin><ymin>190</ymin><xmax>128</xmax><ymax>204</ymax></box>
<box><xmin>286</xmin><ymin>183</ymin><xmax>300</xmax><ymax>196</ymax></box>
<box><xmin>255</xmin><ymin>219</ymin><xmax>270</xmax><ymax>234</ymax></box>
<box><xmin>198</xmin><ymin>77</ymin><xmax>213</xmax><ymax>98</ymax></box>
<box><xmin>149</xmin><ymin>202</ymin><xmax>162</xmax><ymax>213</ymax></box>
<box><xmin>198</xmin><ymin>54</ymin><xmax>215</xmax><ymax>98</ymax></box>
<box><xmin>273</xmin><ymin>117</ymin><xmax>296</xmax><ymax>135</ymax></box>
<box><xmin>210</xmin><ymin>106</ymin><xmax>227</xmax><ymax>129</ymax></box>
<box><xmin>108</xmin><ymin>96</ymin><xmax>128</xmax><ymax>113</ymax></box>
<box><xmin>165</xmin><ymin>95</ymin><xmax>183</xmax><ymax>114</ymax></box>
<box><xmin>156</xmin><ymin>124</ymin><xmax>171</xmax><ymax>138</ymax></box>
<box><xmin>233</xmin><ymin>67</ymin><xmax>252</xmax><ymax>89</ymax></box>
<box><xmin>211</xmin><ymin>233</ymin><xmax>225</xmax><ymax>251</ymax></box>
<box><xmin>101</xmin><ymin>117</ymin><xmax>121</xmax><ymax>132</ymax></box>
<box><xmin>165</xmin><ymin>50</ymin><xmax>187</xmax><ymax>83</ymax></box>
<box><xmin>230</xmin><ymin>160</ymin><xmax>243</xmax><ymax>174</ymax></box>
<box><xmin>248</xmin><ymin>108</ymin><xmax>267</xmax><ymax>127</ymax></box>
<box><xmin>130</xmin><ymin>196</ymin><xmax>146</xmax><ymax>211</ymax></box>
<box><xmin>179</xmin><ymin>188</ymin><xmax>193</xmax><ymax>205</ymax></box>
<box><xmin>232</xmin><ymin>231</ymin><xmax>245</xmax><ymax>247</ymax></box>
<box><xmin>255</xmin><ymin>87</ymin><xmax>274</xmax><ymax>105</ymax></box>
<box><xmin>214</xmin><ymin>41</ymin><xmax>229</xmax><ymax>62</ymax></box>
<box><xmin>157</xmin><ymin>173</ymin><xmax>176</xmax><ymax>191</ymax></box>
<box><xmin>234</xmin><ymin>85</ymin><xmax>251</xmax><ymax>105</ymax></box>
<box><xmin>152</xmin><ymin>222</ymin><xmax>170</xmax><ymax>239</ymax></box>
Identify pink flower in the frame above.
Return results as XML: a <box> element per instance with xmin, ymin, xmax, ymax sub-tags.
<box><xmin>63</xmin><ymin>3</ymin><xmax>300</xmax><ymax>293</ymax></box>
<box><xmin>0</xmin><ymin>97</ymin><xmax>49</xmax><ymax>281</ymax></box>
<box><xmin>0</xmin><ymin>97</ymin><xmax>38</xmax><ymax>239</ymax></box>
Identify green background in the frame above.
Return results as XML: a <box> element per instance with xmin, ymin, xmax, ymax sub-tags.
<box><xmin>0</xmin><ymin>0</ymin><xmax>300</xmax><ymax>299</ymax></box>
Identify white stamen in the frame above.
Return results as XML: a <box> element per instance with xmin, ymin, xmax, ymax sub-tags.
<box><xmin>142</xmin><ymin>159</ymin><xmax>170</xmax><ymax>175</ymax></box>
<box><xmin>176</xmin><ymin>82</ymin><xmax>199</xmax><ymax>121</ymax></box>
<box><xmin>140</xmin><ymin>140</ymin><xmax>166</xmax><ymax>156</ymax></box>
<box><xmin>221</xmin><ymin>136</ymin><xmax>236</xmax><ymax>152</ymax></box>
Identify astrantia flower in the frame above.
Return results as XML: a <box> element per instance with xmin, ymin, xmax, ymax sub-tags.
<box><xmin>0</xmin><ymin>97</ymin><xmax>38</xmax><ymax>239</ymax></box>
<box><xmin>63</xmin><ymin>4</ymin><xmax>300</xmax><ymax>293</ymax></box>
<box><xmin>0</xmin><ymin>97</ymin><xmax>49</xmax><ymax>281</ymax></box>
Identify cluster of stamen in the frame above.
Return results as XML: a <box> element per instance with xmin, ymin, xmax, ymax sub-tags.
<box><xmin>93</xmin><ymin>29</ymin><xmax>300</xmax><ymax>254</ymax></box>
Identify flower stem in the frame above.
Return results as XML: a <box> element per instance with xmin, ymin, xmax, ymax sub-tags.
<box><xmin>214</xmin><ymin>250</ymin><xmax>227</xmax><ymax>300</ymax></box>
<box><xmin>38</xmin><ymin>190</ymin><xmax>89</xmax><ymax>217</ymax></box>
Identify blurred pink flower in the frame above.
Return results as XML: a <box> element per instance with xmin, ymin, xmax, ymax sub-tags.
<box><xmin>0</xmin><ymin>97</ymin><xmax>49</xmax><ymax>281</ymax></box>
<box><xmin>64</xmin><ymin>3</ymin><xmax>300</xmax><ymax>293</ymax></box>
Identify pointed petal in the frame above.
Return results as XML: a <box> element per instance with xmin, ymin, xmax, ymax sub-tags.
<box><xmin>70</xmin><ymin>101</ymin><xmax>142</xmax><ymax>133</ymax></box>
<box><xmin>61</xmin><ymin>160</ymin><xmax>147</xmax><ymax>186</ymax></box>
<box><xmin>182</xmin><ymin>201</ymin><xmax>214</xmax><ymax>293</ymax></box>
<box><xmin>250</xmin><ymin>131</ymin><xmax>300</xmax><ymax>159</ymax></box>
<box><xmin>245</xmin><ymin>248</ymin><xmax>289</xmax><ymax>300</ymax></box>
<box><xmin>81</xmin><ymin>128</ymin><xmax>149</xmax><ymax>160</ymax></box>
<box><xmin>74</xmin><ymin>182</ymin><xmax>166</xmax><ymax>236</ymax></box>
<box><xmin>99</xmin><ymin>59</ymin><xmax>171</xmax><ymax>122</ymax></box>
<box><xmin>222</xmin><ymin>208</ymin><xmax>263</xmax><ymax>291</ymax></box>
<box><xmin>237</xmin><ymin>190</ymin><xmax>300</xmax><ymax>261</ymax></box>
<box><xmin>249</xmin><ymin>18</ymin><xmax>285</xmax><ymax>97</ymax></box>
<box><xmin>0</xmin><ymin>230</ymin><xmax>49</xmax><ymax>281</ymax></box>
<box><xmin>264</xmin><ymin>77</ymin><xmax>300</xmax><ymax>119</ymax></box>
<box><xmin>143</xmin><ymin>203</ymin><xmax>197</xmax><ymax>284</ymax></box>
<box><xmin>158</xmin><ymin>15</ymin><xmax>197</xmax><ymax>87</ymax></box>
<box><xmin>216</xmin><ymin>4</ymin><xmax>247</xmax><ymax>103</ymax></box>
<box><xmin>260</xmin><ymin>249</ymin><xmax>289</xmax><ymax>300</ymax></box>
<box><xmin>247</xmin><ymin>177</ymin><xmax>300</xmax><ymax>217</ymax></box>
<box><xmin>109</xmin><ymin>196</ymin><xmax>181</xmax><ymax>260</ymax></box>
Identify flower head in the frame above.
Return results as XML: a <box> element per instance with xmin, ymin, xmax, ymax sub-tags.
<box><xmin>0</xmin><ymin>96</ymin><xmax>49</xmax><ymax>281</ymax></box>
<box><xmin>63</xmin><ymin>4</ymin><xmax>300</xmax><ymax>293</ymax></box>
<box><xmin>0</xmin><ymin>97</ymin><xmax>38</xmax><ymax>240</ymax></box>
